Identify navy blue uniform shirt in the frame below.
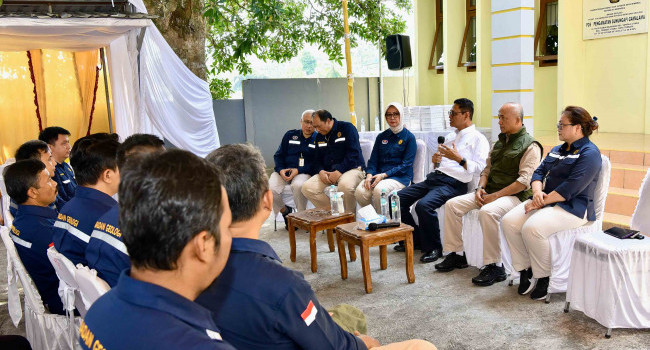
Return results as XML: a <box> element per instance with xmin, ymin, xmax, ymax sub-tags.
<box><xmin>313</xmin><ymin>119</ymin><xmax>365</xmax><ymax>174</ymax></box>
<box><xmin>53</xmin><ymin>161</ymin><xmax>77</xmax><ymax>204</ymax></box>
<box><xmin>196</xmin><ymin>238</ymin><xmax>367</xmax><ymax>350</ymax></box>
<box><xmin>85</xmin><ymin>206</ymin><xmax>128</xmax><ymax>287</ymax></box>
<box><xmin>9</xmin><ymin>197</ymin><xmax>58</xmax><ymax>218</ymax></box>
<box><xmin>366</xmin><ymin>128</ymin><xmax>417</xmax><ymax>186</ymax></box>
<box><xmin>10</xmin><ymin>205</ymin><xmax>64</xmax><ymax>315</ymax></box>
<box><xmin>532</xmin><ymin>137</ymin><xmax>601</xmax><ymax>220</ymax></box>
<box><xmin>274</xmin><ymin>129</ymin><xmax>317</xmax><ymax>175</ymax></box>
<box><xmin>53</xmin><ymin>187</ymin><xmax>117</xmax><ymax>266</ymax></box>
<box><xmin>79</xmin><ymin>271</ymin><xmax>236</xmax><ymax>350</ymax></box>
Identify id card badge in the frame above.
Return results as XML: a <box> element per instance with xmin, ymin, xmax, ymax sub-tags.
<box><xmin>299</xmin><ymin>157</ymin><xmax>305</xmax><ymax>167</ymax></box>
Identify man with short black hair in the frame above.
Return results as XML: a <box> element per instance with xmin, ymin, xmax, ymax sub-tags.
<box><xmin>85</xmin><ymin>134</ymin><xmax>165</xmax><ymax>286</ymax></box>
<box><xmin>396</xmin><ymin>98</ymin><xmax>490</xmax><ymax>264</ymax></box>
<box><xmin>302</xmin><ymin>109</ymin><xmax>365</xmax><ymax>215</ymax></box>
<box><xmin>4</xmin><ymin>159</ymin><xmax>64</xmax><ymax>315</ymax></box>
<box><xmin>79</xmin><ymin>150</ymin><xmax>235</xmax><ymax>350</ymax></box>
<box><xmin>39</xmin><ymin>126</ymin><xmax>76</xmax><ymax>203</ymax></box>
<box><xmin>9</xmin><ymin>140</ymin><xmax>61</xmax><ymax>216</ymax></box>
<box><xmin>53</xmin><ymin>137</ymin><xmax>120</xmax><ymax>266</ymax></box>
<box><xmin>197</xmin><ymin>143</ymin><xmax>437</xmax><ymax>350</ymax></box>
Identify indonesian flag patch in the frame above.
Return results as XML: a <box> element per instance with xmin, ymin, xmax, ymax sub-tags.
<box><xmin>301</xmin><ymin>300</ymin><xmax>318</xmax><ymax>326</ymax></box>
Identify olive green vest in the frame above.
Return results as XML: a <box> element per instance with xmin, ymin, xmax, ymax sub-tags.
<box><xmin>485</xmin><ymin>126</ymin><xmax>535</xmax><ymax>201</ymax></box>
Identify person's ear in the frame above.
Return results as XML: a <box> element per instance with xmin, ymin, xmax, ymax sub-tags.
<box><xmin>27</xmin><ymin>186</ymin><xmax>39</xmax><ymax>200</ymax></box>
<box><xmin>102</xmin><ymin>168</ymin><xmax>119</xmax><ymax>184</ymax></box>
<box><xmin>262</xmin><ymin>189</ymin><xmax>273</xmax><ymax>212</ymax></box>
<box><xmin>192</xmin><ymin>231</ymin><xmax>215</xmax><ymax>263</ymax></box>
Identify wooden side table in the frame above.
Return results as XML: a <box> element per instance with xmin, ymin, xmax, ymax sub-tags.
<box><xmin>287</xmin><ymin>209</ymin><xmax>356</xmax><ymax>273</ymax></box>
<box><xmin>335</xmin><ymin>222</ymin><xmax>415</xmax><ymax>293</ymax></box>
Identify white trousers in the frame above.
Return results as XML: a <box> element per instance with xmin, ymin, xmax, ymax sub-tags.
<box><xmin>301</xmin><ymin>168</ymin><xmax>365</xmax><ymax>214</ymax></box>
<box><xmin>354</xmin><ymin>178</ymin><xmax>405</xmax><ymax>213</ymax></box>
<box><xmin>501</xmin><ymin>200</ymin><xmax>587</xmax><ymax>278</ymax></box>
<box><xmin>443</xmin><ymin>193</ymin><xmax>522</xmax><ymax>265</ymax></box>
<box><xmin>268</xmin><ymin>172</ymin><xmax>311</xmax><ymax>213</ymax></box>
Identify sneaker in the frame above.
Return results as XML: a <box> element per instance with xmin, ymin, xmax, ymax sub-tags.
<box><xmin>434</xmin><ymin>252</ymin><xmax>468</xmax><ymax>272</ymax></box>
<box><xmin>281</xmin><ymin>206</ymin><xmax>293</xmax><ymax>230</ymax></box>
<box><xmin>471</xmin><ymin>263</ymin><xmax>507</xmax><ymax>286</ymax></box>
<box><xmin>530</xmin><ymin>277</ymin><xmax>550</xmax><ymax>300</ymax></box>
<box><xmin>517</xmin><ymin>268</ymin><xmax>536</xmax><ymax>295</ymax></box>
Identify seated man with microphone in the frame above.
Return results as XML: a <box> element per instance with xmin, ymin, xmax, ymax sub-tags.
<box><xmin>396</xmin><ymin>98</ymin><xmax>490</xmax><ymax>263</ymax></box>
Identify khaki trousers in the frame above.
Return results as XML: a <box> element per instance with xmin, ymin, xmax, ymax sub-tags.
<box><xmin>268</xmin><ymin>172</ymin><xmax>311</xmax><ymax>213</ymax></box>
<box><xmin>301</xmin><ymin>168</ymin><xmax>365</xmax><ymax>214</ymax></box>
<box><xmin>354</xmin><ymin>178</ymin><xmax>405</xmax><ymax>213</ymax></box>
<box><xmin>502</xmin><ymin>200</ymin><xmax>587</xmax><ymax>278</ymax></box>
<box><xmin>375</xmin><ymin>340</ymin><xmax>437</xmax><ymax>350</ymax></box>
<box><xmin>443</xmin><ymin>192</ymin><xmax>522</xmax><ymax>265</ymax></box>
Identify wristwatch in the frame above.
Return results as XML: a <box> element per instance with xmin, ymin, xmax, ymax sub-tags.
<box><xmin>458</xmin><ymin>158</ymin><xmax>467</xmax><ymax>167</ymax></box>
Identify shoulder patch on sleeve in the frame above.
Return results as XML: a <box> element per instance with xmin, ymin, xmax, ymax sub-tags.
<box><xmin>301</xmin><ymin>300</ymin><xmax>318</xmax><ymax>326</ymax></box>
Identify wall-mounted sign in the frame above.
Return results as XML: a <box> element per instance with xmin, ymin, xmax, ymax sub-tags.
<box><xmin>584</xmin><ymin>0</ymin><xmax>648</xmax><ymax>40</ymax></box>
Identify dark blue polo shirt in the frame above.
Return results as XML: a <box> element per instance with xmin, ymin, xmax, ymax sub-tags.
<box><xmin>85</xmin><ymin>206</ymin><xmax>128</xmax><ymax>287</ymax></box>
<box><xmin>196</xmin><ymin>238</ymin><xmax>367</xmax><ymax>350</ymax></box>
<box><xmin>313</xmin><ymin>119</ymin><xmax>365</xmax><ymax>174</ymax></box>
<box><xmin>274</xmin><ymin>129</ymin><xmax>317</xmax><ymax>175</ymax></box>
<box><xmin>532</xmin><ymin>137</ymin><xmax>601</xmax><ymax>221</ymax></box>
<box><xmin>79</xmin><ymin>272</ymin><xmax>236</xmax><ymax>350</ymax></box>
<box><xmin>10</xmin><ymin>205</ymin><xmax>64</xmax><ymax>315</ymax></box>
<box><xmin>10</xmin><ymin>197</ymin><xmax>59</xmax><ymax>218</ymax></box>
<box><xmin>53</xmin><ymin>161</ymin><xmax>76</xmax><ymax>204</ymax></box>
<box><xmin>53</xmin><ymin>187</ymin><xmax>117</xmax><ymax>266</ymax></box>
<box><xmin>366</xmin><ymin>128</ymin><xmax>417</xmax><ymax>186</ymax></box>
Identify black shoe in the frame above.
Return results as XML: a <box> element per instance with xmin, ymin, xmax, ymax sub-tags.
<box><xmin>434</xmin><ymin>252</ymin><xmax>468</xmax><ymax>272</ymax></box>
<box><xmin>471</xmin><ymin>263</ymin><xmax>507</xmax><ymax>286</ymax></box>
<box><xmin>530</xmin><ymin>277</ymin><xmax>550</xmax><ymax>300</ymax></box>
<box><xmin>517</xmin><ymin>268</ymin><xmax>536</xmax><ymax>295</ymax></box>
<box><xmin>394</xmin><ymin>244</ymin><xmax>405</xmax><ymax>252</ymax></box>
<box><xmin>281</xmin><ymin>206</ymin><xmax>293</xmax><ymax>230</ymax></box>
<box><xmin>420</xmin><ymin>249</ymin><xmax>442</xmax><ymax>263</ymax></box>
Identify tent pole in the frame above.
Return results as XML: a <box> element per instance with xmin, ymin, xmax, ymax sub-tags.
<box><xmin>100</xmin><ymin>47</ymin><xmax>113</xmax><ymax>133</ymax></box>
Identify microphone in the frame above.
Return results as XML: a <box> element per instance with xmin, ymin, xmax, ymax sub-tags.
<box><xmin>434</xmin><ymin>136</ymin><xmax>445</xmax><ymax>169</ymax></box>
<box><xmin>368</xmin><ymin>222</ymin><xmax>401</xmax><ymax>231</ymax></box>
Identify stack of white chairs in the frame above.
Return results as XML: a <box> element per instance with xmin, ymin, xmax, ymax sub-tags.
<box><xmin>1</xmin><ymin>226</ymin><xmax>80</xmax><ymax>350</ymax></box>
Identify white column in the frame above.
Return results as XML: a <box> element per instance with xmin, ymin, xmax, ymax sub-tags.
<box><xmin>491</xmin><ymin>0</ymin><xmax>535</xmax><ymax>141</ymax></box>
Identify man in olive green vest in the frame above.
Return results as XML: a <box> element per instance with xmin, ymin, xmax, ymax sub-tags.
<box><xmin>435</xmin><ymin>102</ymin><xmax>542</xmax><ymax>287</ymax></box>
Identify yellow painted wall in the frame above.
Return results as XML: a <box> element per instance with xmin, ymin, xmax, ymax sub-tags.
<box><xmin>382</xmin><ymin>76</ymin><xmax>416</xmax><ymax>107</ymax></box>
<box><xmin>414</xmin><ymin>0</ymin><xmax>444</xmax><ymax>106</ymax></box>
<box><xmin>534</xmin><ymin>0</ymin><xmax>558</xmax><ymax>132</ymax></box>
<box><xmin>443</xmin><ymin>0</ymin><xmax>476</xmax><ymax>107</ymax></box>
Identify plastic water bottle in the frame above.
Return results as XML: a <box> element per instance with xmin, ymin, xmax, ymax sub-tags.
<box><xmin>374</xmin><ymin>116</ymin><xmax>380</xmax><ymax>131</ymax></box>
<box><xmin>336</xmin><ymin>192</ymin><xmax>345</xmax><ymax>215</ymax></box>
<box><xmin>390</xmin><ymin>190</ymin><xmax>401</xmax><ymax>223</ymax></box>
<box><xmin>360</xmin><ymin>117</ymin><xmax>366</xmax><ymax>132</ymax></box>
<box><xmin>328</xmin><ymin>185</ymin><xmax>338</xmax><ymax>215</ymax></box>
<box><xmin>380</xmin><ymin>189</ymin><xmax>389</xmax><ymax>219</ymax></box>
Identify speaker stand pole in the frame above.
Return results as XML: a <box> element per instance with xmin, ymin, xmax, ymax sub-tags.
<box><xmin>342</xmin><ymin>0</ymin><xmax>356</xmax><ymax>127</ymax></box>
<box><xmin>378</xmin><ymin>42</ymin><xmax>384</xmax><ymax>131</ymax></box>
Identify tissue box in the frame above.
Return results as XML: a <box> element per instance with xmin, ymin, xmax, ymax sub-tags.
<box><xmin>357</xmin><ymin>215</ymin><xmax>387</xmax><ymax>230</ymax></box>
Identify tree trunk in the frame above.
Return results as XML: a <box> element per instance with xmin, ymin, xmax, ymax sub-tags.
<box><xmin>142</xmin><ymin>0</ymin><xmax>207</xmax><ymax>80</ymax></box>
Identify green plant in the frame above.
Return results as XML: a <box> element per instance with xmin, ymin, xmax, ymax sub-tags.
<box><xmin>204</xmin><ymin>0</ymin><xmax>410</xmax><ymax>99</ymax></box>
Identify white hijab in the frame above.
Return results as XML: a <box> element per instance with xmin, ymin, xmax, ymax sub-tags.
<box><xmin>384</xmin><ymin>102</ymin><xmax>405</xmax><ymax>134</ymax></box>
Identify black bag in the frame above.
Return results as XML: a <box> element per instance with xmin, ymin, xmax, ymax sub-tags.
<box><xmin>604</xmin><ymin>227</ymin><xmax>644</xmax><ymax>239</ymax></box>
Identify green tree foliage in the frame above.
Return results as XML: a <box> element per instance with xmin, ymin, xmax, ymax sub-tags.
<box><xmin>300</xmin><ymin>51</ymin><xmax>317</xmax><ymax>75</ymax></box>
<box><xmin>204</xmin><ymin>0</ymin><xmax>410</xmax><ymax>99</ymax></box>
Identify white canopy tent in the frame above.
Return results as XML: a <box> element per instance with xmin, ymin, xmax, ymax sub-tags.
<box><xmin>0</xmin><ymin>0</ymin><xmax>220</xmax><ymax>156</ymax></box>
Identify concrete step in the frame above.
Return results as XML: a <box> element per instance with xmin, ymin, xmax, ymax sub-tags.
<box><xmin>605</xmin><ymin>187</ymin><xmax>639</xmax><ymax>217</ymax></box>
<box><xmin>610</xmin><ymin>163</ymin><xmax>649</xmax><ymax>190</ymax></box>
<box><xmin>602</xmin><ymin>212</ymin><xmax>632</xmax><ymax>231</ymax></box>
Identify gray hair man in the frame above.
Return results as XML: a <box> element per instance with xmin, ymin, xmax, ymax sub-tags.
<box><xmin>269</xmin><ymin>109</ymin><xmax>317</xmax><ymax>228</ymax></box>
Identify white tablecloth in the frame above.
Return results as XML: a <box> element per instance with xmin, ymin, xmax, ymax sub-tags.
<box><xmin>566</xmin><ymin>231</ymin><xmax>650</xmax><ymax>329</ymax></box>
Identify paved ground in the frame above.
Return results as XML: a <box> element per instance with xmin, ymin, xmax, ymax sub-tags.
<box><xmin>1</xmin><ymin>216</ymin><xmax>648</xmax><ymax>349</ymax></box>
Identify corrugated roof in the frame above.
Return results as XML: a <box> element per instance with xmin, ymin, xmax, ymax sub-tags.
<box><xmin>0</xmin><ymin>0</ymin><xmax>155</xmax><ymax>18</ymax></box>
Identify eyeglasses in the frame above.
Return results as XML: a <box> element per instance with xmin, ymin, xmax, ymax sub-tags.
<box><xmin>301</xmin><ymin>120</ymin><xmax>313</xmax><ymax>125</ymax></box>
<box><xmin>385</xmin><ymin>112</ymin><xmax>400</xmax><ymax>119</ymax></box>
<box><xmin>448</xmin><ymin>109</ymin><xmax>464</xmax><ymax>117</ymax></box>
<box><xmin>556</xmin><ymin>122</ymin><xmax>576</xmax><ymax>130</ymax></box>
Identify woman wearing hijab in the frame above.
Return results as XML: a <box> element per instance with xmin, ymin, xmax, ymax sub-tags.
<box><xmin>355</xmin><ymin>102</ymin><xmax>417</xmax><ymax>214</ymax></box>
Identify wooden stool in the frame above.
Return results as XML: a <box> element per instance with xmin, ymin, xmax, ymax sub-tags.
<box><xmin>287</xmin><ymin>209</ymin><xmax>355</xmax><ymax>273</ymax></box>
<box><xmin>335</xmin><ymin>222</ymin><xmax>415</xmax><ymax>293</ymax></box>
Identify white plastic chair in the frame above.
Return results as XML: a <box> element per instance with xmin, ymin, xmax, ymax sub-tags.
<box><xmin>359</xmin><ymin>139</ymin><xmax>373</xmax><ymax>167</ymax></box>
<box><xmin>1</xmin><ymin>158</ymin><xmax>16</xmax><ymax>227</ymax></box>
<box><xmin>1</xmin><ymin>227</ymin><xmax>81</xmax><ymax>350</ymax></box>
<box><xmin>75</xmin><ymin>265</ymin><xmax>110</xmax><ymax>310</ymax></box>
<box><xmin>413</xmin><ymin>139</ymin><xmax>427</xmax><ymax>184</ymax></box>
